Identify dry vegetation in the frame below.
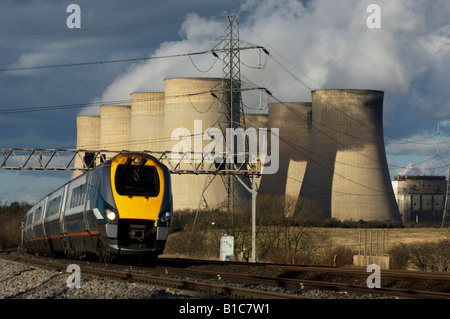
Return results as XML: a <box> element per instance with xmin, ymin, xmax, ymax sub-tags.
<box><xmin>166</xmin><ymin>195</ymin><xmax>450</xmax><ymax>270</ymax></box>
<box><xmin>0</xmin><ymin>201</ymin><xmax>30</xmax><ymax>250</ymax></box>
<box><xmin>1</xmin><ymin>198</ymin><xmax>449</xmax><ymax>271</ymax></box>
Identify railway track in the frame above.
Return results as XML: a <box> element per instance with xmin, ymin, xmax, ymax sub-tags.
<box><xmin>148</xmin><ymin>266</ymin><xmax>450</xmax><ymax>299</ymax></box>
<box><xmin>155</xmin><ymin>257</ymin><xmax>450</xmax><ymax>284</ymax></box>
<box><xmin>2</xmin><ymin>252</ymin><xmax>450</xmax><ymax>299</ymax></box>
<box><xmin>0</xmin><ymin>253</ymin><xmax>310</xmax><ymax>299</ymax></box>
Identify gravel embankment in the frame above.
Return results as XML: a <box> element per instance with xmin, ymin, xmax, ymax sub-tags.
<box><xmin>0</xmin><ymin>258</ymin><xmax>196</xmax><ymax>299</ymax></box>
<box><xmin>0</xmin><ymin>257</ymin><xmax>401</xmax><ymax>299</ymax></box>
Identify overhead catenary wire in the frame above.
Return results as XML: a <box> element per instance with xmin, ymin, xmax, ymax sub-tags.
<box><xmin>5</xmin><ymin>20</ymin><xmax>438</xmax><ymax>149</ymax></box>
<box><xmin>15</xmin><ymin>85</ymin><xmax>440</xmax><ymax>177</ymax></box>
<box><xmin>0</xmin><ymin>89</ymin><xmax>220</xmax><ymax>115</ymax></box>
<box><xmin>237</xmin><ymin>21</ymin><xmax>449</xmax><ymax>153</ymax></box>
<box><xmin>0</xmin><ymin>17</ymin><xmax>205</xmax><ymax>39</ymax></box>
<box><xmin>265</xmin><ymin>94</ymin><xmax>450</xmax><ymax>176</ymax></box>
<box><xmin>239</xmin><ymin>20</ymin><xmax>322</xmax><ymax>90</ymax></box>
<box><xmin>2</xmin><ymin>70</ymin><xmax>447</xmax><ymax>177</ymax></box>
<box><xmin>2</xmin><ymin>16</ymin><xmax>448</xmax><ymax>181</ymax></box>
<box><xmin>0</xmin><ymin>50</ymin><xmax>213</xmax><ymax>73</ymax></box>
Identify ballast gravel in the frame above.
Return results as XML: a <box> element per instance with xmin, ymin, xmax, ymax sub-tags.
<box><xmin>0</xmin><ymin>258</ymin><xmax>196</xmax><ymax>299</ymax></box>
<box><xmin>0</xmin><ymin>257</ymin><xmax>398</xmax><ymax>299</ymax></box>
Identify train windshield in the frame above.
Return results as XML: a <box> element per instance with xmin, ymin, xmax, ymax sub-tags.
<box><xmin>115</xmin><ymin>164</ymin><xmax>160</xmax><ymax>197</ymax></box>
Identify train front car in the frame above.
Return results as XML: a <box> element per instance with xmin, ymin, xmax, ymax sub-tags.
<box><xmin>100</xmin><ymin>153</ymin><xmax>173</xmax><ymax>259</ymax></box>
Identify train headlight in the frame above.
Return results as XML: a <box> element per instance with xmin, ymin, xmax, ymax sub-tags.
<box><xmin>105</xmin><ymin>209</ymin><xmax>117</xmax><ymax>221</ymax></box>
<box><xmin>159</xmin><ymin>211</ymin><xmax>172</xmax><ymax>223</ymax></box>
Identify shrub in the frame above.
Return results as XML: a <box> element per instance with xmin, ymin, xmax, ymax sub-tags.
<box><xmin>389</xmin><ymin>239</ymin><xmax>450</xmax><ymax>272</ymax></box>
<box><xmin>0</xmin><ymin>202</ymin><xmax>30</xmax><ymax>249</ymax></box>
<box><xmin>264</xmin><ymin>251</ymin><xmax>314</xmax><ymax>265</ymax></box>
<box><xmin>320</xmin><ymin>245</ymin><xmax>356</xmax><ymax>267</ymax></box>
<box><xmin>164</xmin><ymin>229</ymin><xmax>217</xmax><ymax>259</ymax></box>
<box><xmin>388</xmin><ymin>243</ymin><xmax>410</xmax><ymax>270</ymax></box>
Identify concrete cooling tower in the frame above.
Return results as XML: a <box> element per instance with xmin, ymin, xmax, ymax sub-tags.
<box><xmin>72</xmin><ymin>80</ymin><xmax>399</xmax><ymax>222</ymax></box>
<box><xmin>100</xmin><ymin>105</ymin><xmax>131</xmax><ymax>160</ymax></box>
<box><xmin>129</xmin><ymin>92</ymin><xmax>165</xmax><ymax>152</ymax></box>
<box><xmin>163</xmin><ymin>77</ymin><xmax>243</xmax><ymax>210</ymax></box>
<box><xmin>299</xmin><ymin>89</ymin><xmax>401</xmax><ymax>221</ymax></box>
<box><xmin>73</xmin><ymin>115</ymin><xmax>101</xmax><ymax>177</ymax></box>
<box><xmin>244</xmin><ymin>113</ymin><xmax>268</xmax><ymax>129</ymax></box>
<box><xmin>258</xmin><ymin>102</ymin><xmax>312</xmax><ymax>214</ymax></box>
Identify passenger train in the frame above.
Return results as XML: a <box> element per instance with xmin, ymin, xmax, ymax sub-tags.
<box><xmin>23</xmin><ymin>152</ymin><xmax>173</xmax><ymax>261</ymax></box>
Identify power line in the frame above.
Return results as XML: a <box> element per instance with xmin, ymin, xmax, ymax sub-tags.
<box><xmin>0</xmin><ymin>17</ymin><xmax>202</xmax><ymax>38</ymax></box>
<box><xmin>0</xmin><ymin>100</ymin><xmax>127</xmax><ymax>115</ymax></box>
<box><xmin>1</xmin><ymin>21</ymin><xmax>446</xmax><ymax>179</ymax></box>
<box><xmin>239</xmin><ymin>20</ymin><xmax>321</xmax><ymax>90</ymax></box>
<box><xmin>268</xmin><ymin>55</ymin><xmax>312</xmax><ymax>91</ymax></box>
<box><xmin>0</xmin><ymin>90</ymin><xmax>219</xmax><ymax>115</ymax></box>
<box><xmin>0</xmin><ymin>50</ymin><xmax>212</xmax><ymax>73</ymax></box>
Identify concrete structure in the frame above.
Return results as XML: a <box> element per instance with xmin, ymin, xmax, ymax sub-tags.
<box><xmin>392</xmin><ymin>175</ymin><xmax>447</xmax><ymax>223</ymax></box>
<box><xmin>73</xmin><ymin>115</ymin><xmax>101</xmax><ymax>177</ymax></box>
<box><xmin>162</xmin><ymin>77</ymin><xmax>230</xmax><ymax>210</ymax></box>
<box><xmin>353</xmin><ymin>229</ymin><xmax>390</xmax><ymax>269</ymax></box>
<box><xmin>243</xmin><ymin>113</ymin><xmax>268</xmax><ymax>130</ymax></box>
<box><xmin>299</xmin><ymin>89</ymin><xmax>401</xmax><ymax>221</ymax></box>
<box><xmin>129</xmin><ymin>92</ymin><xmax>165</xmax><ymax>152</ymax></box>
<box><xmin>73</xmin><ymin>82</ymin><xmax>402</xmax><ymax>222</ymax></box>
<box><xmin>353</xmin><ymin>255</ymin><xmax>390</xmax><ymax>270</ymax></box>
<box><xmin>100</xmin><ymin>105</ymin><xmax>131</xmax><ymax>160</ymax></box>
<box><xmin>259</xmin><ymin>102</ymin><xmax>312</xmax><ymax>215</ymax></box>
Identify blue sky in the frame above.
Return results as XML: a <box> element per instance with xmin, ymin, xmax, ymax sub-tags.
<box><xmin>0</xmin><ymin>0</ymin><xmax>449</xmax><ymax>204</ymax></box>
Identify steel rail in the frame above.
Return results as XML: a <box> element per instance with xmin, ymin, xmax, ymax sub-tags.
<box><xmin>4</xmin><ymin>253</ymin><xmax>449</xmax><ymax>299</ymax></box>
<box><xmin>261</xmin><ymin>264</ymin><xmax>450</xmax><ymax>283</ymax></box>
<box><xmin>149</xmin><ymin>265</ymin><xmax>450</xmax><ymax>299</ymax></box>
<box><xmin>155</xmin><ymin>257</ymin><xmax>450</xmax><ymax>283</ymax></box>
<box><xmin>10</xmin><ymin>256</ymin><xmax>310</xmax><ymax>299</ymax></box>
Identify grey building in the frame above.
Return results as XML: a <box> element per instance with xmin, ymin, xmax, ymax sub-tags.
<box><xmin>392</xmin><ymin>175</ymin><xmax>448</xmax><ymax>223</ymax></box>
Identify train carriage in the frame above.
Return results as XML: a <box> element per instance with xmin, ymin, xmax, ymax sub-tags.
<box><xmin>23</xmin><ymin>152</ymin><xmax>173</xmax><ymax>261</ymax></box>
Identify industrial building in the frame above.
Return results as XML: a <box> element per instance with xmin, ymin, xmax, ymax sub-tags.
<box><xmin>74</xmin><ymin>79</ymin><xmax>403</xmax><ymax>222</ymax></box>
<box><xmin>392</xmin><ymin>175</ymin><xmax>448</xmax><ymax>223</ymax></box>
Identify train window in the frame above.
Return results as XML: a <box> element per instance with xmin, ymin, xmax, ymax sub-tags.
<box><xmin>26</xmin><ymin>212</ymin><xmax>33</xmax><ymax>227</ymax></box>
<box><xmin>70</xmin><ymin>186</ymin><xmax>79</xmax><ymax>208</ymax></box>
<box><xmin>69</xmin><ymin>184</ymin><xmax>88</xmax><ymax>209</ymax></box>
<box><xmin>115</xmin><ymin>164</ymin><xmax>160</xmax><ymax>197</ymax></box>
<box><xmin>35</xmin><ymin>206</ymin><xmax>43</xmax><ymax>223</ymax></box>
<box><xmin>82</xmin><ymin>184</ymin><xmax>87</xmax><ymax>205</ymax></box>
<box><xmin>47</xmin><ymin>196</ymin><xmax>61</xmax><ymax>216</ymax></box>
<box><xmin>99</xmin><ymin>165</ymin><xmax>116</xmax><ymax>209</ymax></box>
<box><xmin>70</xmin><ymin>188</ymin><xmax>75</xmax><ymax>208</ymax></box>
<box><xmin>77</xmin><ymin>185</ymin><xmax>82</xmax><ymax>207</ymax></box>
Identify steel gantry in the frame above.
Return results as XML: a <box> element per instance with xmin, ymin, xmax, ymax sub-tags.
<box><xmin>0</xmin><ymin>148</ymin><xmax>261</xmax><ymax>175</ymax></box>
<box><xmin>1</xmin><ymin>147</ymin><xmax>262</xmax><ymax>262</ymax></box>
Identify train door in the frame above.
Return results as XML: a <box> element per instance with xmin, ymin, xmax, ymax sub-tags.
<box><xmin>59</xmin><ymin>184</ymin><xmax>69</xmax><ymax>234</ymax></box>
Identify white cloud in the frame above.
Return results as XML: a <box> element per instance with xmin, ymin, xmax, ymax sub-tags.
<box><xmin>95</xmin><ymin>0</ymin><xmax>449</xmax><ymax>109</ymax></box>
<box><xmin>79</xmin><ymin>12</ymin><xmax>224</xmax><ymax>115</ymax></box>
<box><xmin>90</xmin><ymin>0</ymin><xmax>449</xmax><ymax>175</ymax></box>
